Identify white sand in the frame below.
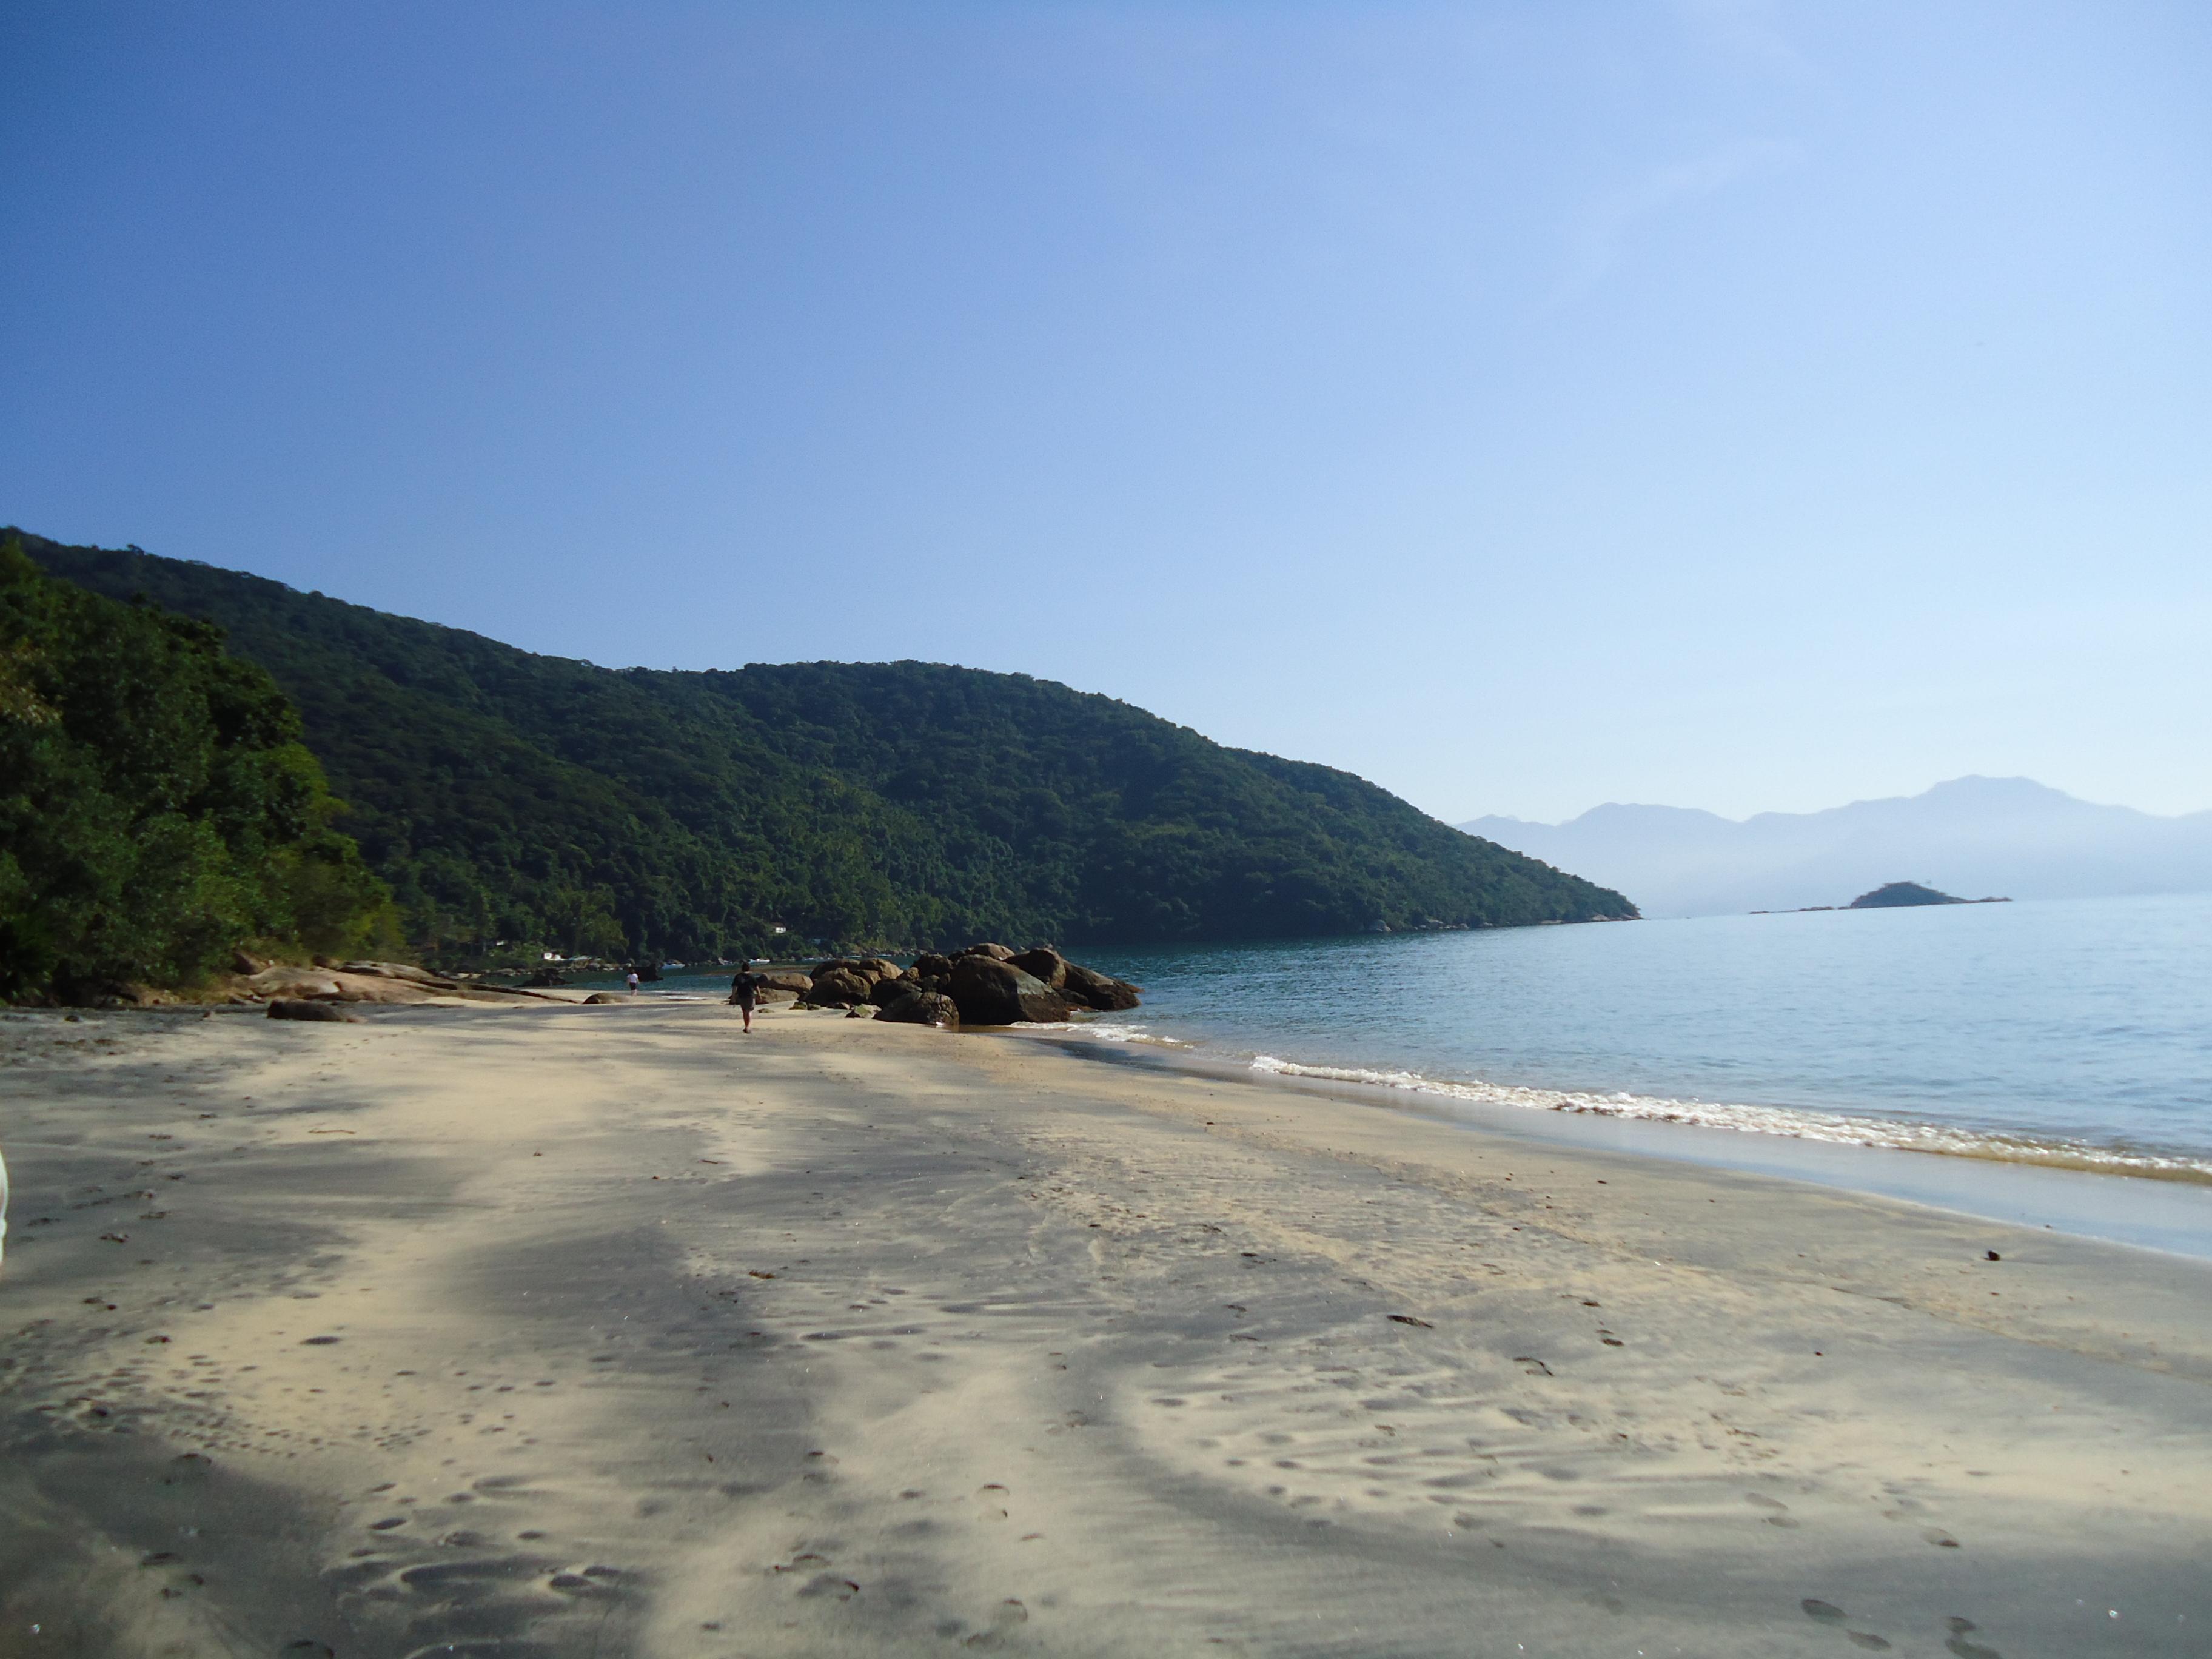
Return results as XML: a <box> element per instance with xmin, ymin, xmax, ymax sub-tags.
<box><xmin>1</xmin><ymin>1000</ymin><xmax>2207</xmax><ymax>1657</ymax></box>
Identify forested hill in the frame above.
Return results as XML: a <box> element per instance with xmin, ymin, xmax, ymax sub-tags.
<box><xmin>21</xmin><ymin>531</ymin><xmax>1635</xmax><ymax>960</ymax></box>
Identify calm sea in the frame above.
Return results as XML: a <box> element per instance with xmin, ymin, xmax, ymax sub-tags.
<box><xmin>1068</xmin><ymin>893</ymin><xmax>2212</xmax><ymax>1185</ymax></box>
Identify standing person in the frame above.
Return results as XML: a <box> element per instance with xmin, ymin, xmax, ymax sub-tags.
<box><xmin>729</xmin><ymin>959</ymin><xmax>765</xmax><ymax>1031</ymax></box>
<box><xmin>626</xmin><ymin>968</ymin><xmax>640</xmax><ymax>996</ymax></box>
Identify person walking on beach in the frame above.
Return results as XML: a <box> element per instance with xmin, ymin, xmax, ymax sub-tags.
<box><xmin>729</xmin><ymin>960</ymin><xmax>765</xmax><ymax>1032</ymax></box>
<box><xmin>626</xmin><ymin>969</ymin><xmax>640</xmax><ymax>996</ymax></box>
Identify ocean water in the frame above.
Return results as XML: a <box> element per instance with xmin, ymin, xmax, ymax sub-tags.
<box><xmin>1067</xmin><ymin>894</ymin><xmax>2212</xmax><ymax>1185</ymax></box>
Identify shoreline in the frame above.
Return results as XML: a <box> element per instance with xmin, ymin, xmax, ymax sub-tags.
<box><xmin>1024</xmin><ymin>1025</ymin><xmax>2212</xmax><ymax>1263</ymax></box>
<box><xmin>6</xmin><ymin>1001</ymin><xmax>2209</xmax><ymax>1655</ymax></box>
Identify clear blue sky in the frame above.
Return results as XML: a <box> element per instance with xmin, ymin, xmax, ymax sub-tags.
<box><xmin>5</xmin><ymin>2</ymin><xmax>2207</xmax><ymax>822</ymax></box>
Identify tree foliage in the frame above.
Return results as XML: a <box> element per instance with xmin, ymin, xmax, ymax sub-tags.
<box><xmin>0</xmin><ymin>537</ymin><xmax>397</xmax><ymax>1000</ymax></box>
<box><xmin>19</xmin><ymin>532</ymin><xmax>1635</xmax><ymax>962</ymax></box>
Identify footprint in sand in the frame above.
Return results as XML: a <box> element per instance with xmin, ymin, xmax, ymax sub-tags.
<box><xmin>548</xmin><ymin>1569</ymin><xmax>618</xmax><ymax>1596</ymax></box>
<box><xmin>963</xmin><ymin>1599</ymin><xmax>1029</xmax><ymax>1649</ymax></box>
<box><xmin>1802</xmin><ymin>1602</ymin><xmax>1893</xmax><ymax>1651</ymax></box>
<box><xmin>1748</xmin><ymin>1494</ymin><xmax>1799</xmax><ymax>1527</ymax></box>
<box><xmin>1944</xmin><ymin>1618</ymin><xmax>2002</xmax><ymax>1659</ymax></box>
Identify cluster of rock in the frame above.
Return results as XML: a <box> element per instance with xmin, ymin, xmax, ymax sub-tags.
<box><xmin>797</xmin><ymin>944</ymin><xmax>1141</xmax><ymax>1028</ymax></box>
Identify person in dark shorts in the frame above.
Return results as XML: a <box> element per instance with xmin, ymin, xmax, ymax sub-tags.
<box><xmin>729</xmin><ymin>960</ymin><xmax>766</xmax><ymax>1031</ymax></box>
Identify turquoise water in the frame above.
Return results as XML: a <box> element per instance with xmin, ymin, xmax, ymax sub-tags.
<box><xmin>1068</xmin><ymin>894</ymin><xmax>2212</xmax><ymax>1183</ymax></box>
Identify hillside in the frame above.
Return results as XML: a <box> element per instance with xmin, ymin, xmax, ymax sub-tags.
<box><xmin>1464</xmin><ymin>776</ymin><xmax>2212</xmax><ymax>919</ymax></box>
<box><xmin>19</xmin><ymin>532</ymin><xmax>1633</xmax><ymax>960</ymax></box>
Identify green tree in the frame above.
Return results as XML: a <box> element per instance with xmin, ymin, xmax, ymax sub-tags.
<box><xmin>0</xmin><ymin>537</ymin><xmax>395</xmax><ymax>1001</ymax></box>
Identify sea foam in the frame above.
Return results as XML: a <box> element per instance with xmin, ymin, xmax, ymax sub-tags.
<box><xmin>1242</xmin><ymin>1053</ymin><xmax>2212</xmax><ymax>1184</ymax></box>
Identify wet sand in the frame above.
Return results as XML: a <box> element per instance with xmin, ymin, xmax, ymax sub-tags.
<box><xmin>1</xmin><ymin>1000</ymin><xmax>2208</xmax><ymax>1657</ymax></box>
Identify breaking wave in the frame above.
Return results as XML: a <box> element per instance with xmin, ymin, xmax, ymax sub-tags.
<box><xmin>1241</xmin><ymin>1054</ymin><xmax>2212</xmax><ymax>1184</ymax></box>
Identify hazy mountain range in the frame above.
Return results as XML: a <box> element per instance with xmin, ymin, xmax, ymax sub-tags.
<box><xmin>1461</xmin><ymin>777</ymin><xmax>2212</xmax><ymax>919</ymax></box>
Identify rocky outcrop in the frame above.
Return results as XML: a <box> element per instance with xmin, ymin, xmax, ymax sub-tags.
<box><xmin>248</xmin><ymin>965</ymin><xmax>426</xmax><ymax>1004</ymax></box>
<box><xmin>947</xmin><ymin>956</ymin><xmax>1073</xmax><ymax>1025</ymax></box>
<box><xmin>1007</xmin><ymin>947</ymin><xmax>1141</xmax><ymax>1010</ymax></box>
<box><xmin>800</xmin><ymin>943</ymin><xmax>1139</xmax><ymax>1025</ymax></box>
<box><xmin>583</xmin><ymin>992</ymin><xmax>625</xmax><ymax>1005</ymax></box>
<box><xmin>802</xmin><ymin>957</ymin><xmax>917</xmax><ymax>1007</ymax></box>
<box><xmin>242</xmin><ymin>962</ymin><xmax>562</xmax><ymax>1006</ymax></box>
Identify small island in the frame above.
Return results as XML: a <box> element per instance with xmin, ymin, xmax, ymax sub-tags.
<box><xmin>1752</xmin><ymin>881</ymin><xmax>2013</xmax><ymax>915</ymax></box>
<box><xmin>1847</xmin><ymin>881</ymin><xmax>2011</xmax><ymax>909</ymax></box>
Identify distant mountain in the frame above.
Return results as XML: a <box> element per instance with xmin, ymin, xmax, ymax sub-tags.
<box><xmin>1462</xmin><ymin>777</ymin><xmax>2212</xmax><ymax>919</ymax></box>
<box><xmin>17</xmin><ymin>531</ymin><xmax>1633</xmax><ymax>960</ymax></box>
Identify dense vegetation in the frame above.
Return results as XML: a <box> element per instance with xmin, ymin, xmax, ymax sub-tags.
<box><xmin>1848</xmin><ymin>882</ymin><xmax>1965</xmax><ymax>908</ymax></box>
<box><xmin>19</xmin><ymin>531</ymin><xmax>1634</xmax><ymax>962</ymax></box>
<box><xmin>0</xmin><ymin>537</ymin><xmax>395</xmax><ymax>1002</ymax></box>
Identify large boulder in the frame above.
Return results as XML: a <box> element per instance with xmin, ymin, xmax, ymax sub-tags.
<box><xmin>947</xmin><ymin>955</ymin><xmax>1073</xmax><ymax>1025</ymax></box>
<box><xmin>1061</xmin><ymin>962</ymin><xmax>1142</xmax><ymax>1011</ymax></box>
<box><xmin>759</xmin><ymin>971</ymin><xmax>813</xmax><ymax>995</ymax></box>
<box><xmin>1009</xmin><ymin>947</ymin><xmax>1068</xmax><ymax>988</ymax></box>
<box><xmin>868</xmin><ymin>973</ymin><xmax>921</xmax><ymax>1008</ymax></box>
<box><xmin>805</xmin><ymin>968</ymin><xmax>874</xmax><ymax>1007</ymax></box>
<box><xmin>269</xmin><ymin>998</ymin><xmax>360</xmax><ymax>1023</ymax></box>
<box><xmin>247</xmin><ymin>965</ymin><xmax>344</xmax><ymax>1000</ymax></box>
<box><xmin>877</xmin><ymin>990</ymin><xmax>959</xmax><ymax>1027</ymax></box>
<box><xmin>248</xmin><ymin>965</ymin><xmax>431</xmax><ymax>1005</ymax></box>
<box><xmin>910</xmin><ymin>953</ymin><xmax>953</xmax><ymax>978</ymax></box>
<box><xmin>960</xmin><ymin>942</ymin><xmax>1017</xmax><ymax>961</ymax></box>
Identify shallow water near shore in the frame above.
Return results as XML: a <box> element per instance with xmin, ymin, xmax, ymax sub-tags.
<box><xmin>1065</xmin><ymin>892</ymin><xmax>2212</xmax><ymax>1193</ymax></box>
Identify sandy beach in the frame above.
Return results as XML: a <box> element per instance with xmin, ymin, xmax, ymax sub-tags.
<box><xmin>2</xmin><ymin>1000</ymin><xmax>2208</xmax><ymax>1658</ymax></box>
